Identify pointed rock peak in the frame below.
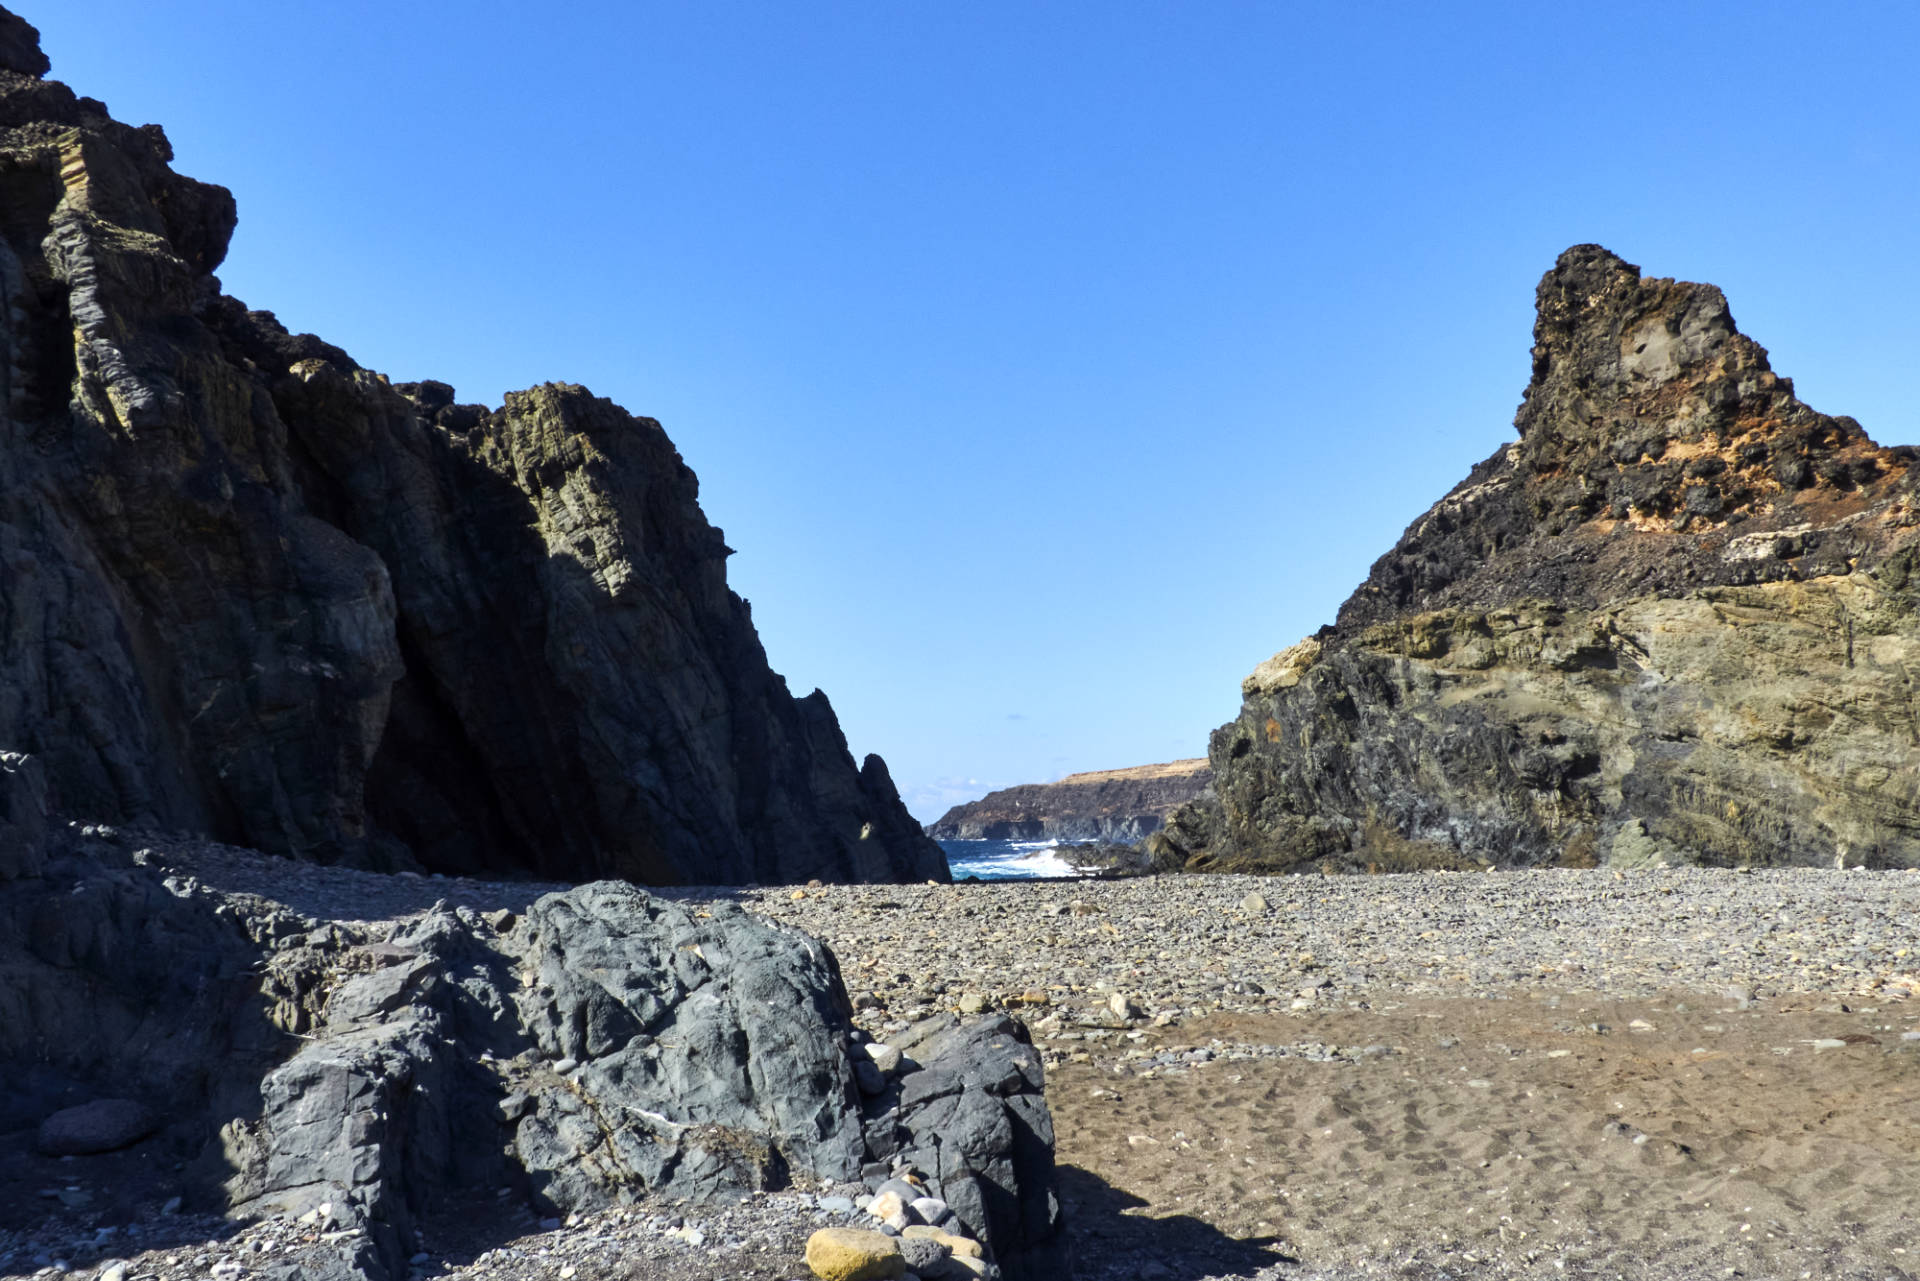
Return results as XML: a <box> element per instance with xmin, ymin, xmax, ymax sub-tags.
<box><xmin>1330</xmin><ymin>248</ymin><xmax>1914</xmax><ymax>637</ymax></box>
<box><xmin>1510</xmin><ymin>244</ymin><xmax>1849</xmax><ymax>472</ymax></box>
<box><xmin>1520</xmin><ymin>245</ymin><xmax>1757</xmax><ymax>440</ymax></box>
<box><xmin>0</xmin><ymin>6</ymin><xmax>49</xmax><ymax>79</ymax></box>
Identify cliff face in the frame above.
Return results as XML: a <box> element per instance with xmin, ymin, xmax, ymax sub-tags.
<box><xmin>928</xmin><ymin>759</ymin><xmax>1213</xmax><ymax>842</ymax></box>
<box><xmin>0</xmin><ymin>12</ymin><xmax>945</xmax><ymax>884</ymax></box>
<box><xmin>1158</xmin><ymin>246</ymin><xmax>1920</xmax><ymax>872</ymax></box>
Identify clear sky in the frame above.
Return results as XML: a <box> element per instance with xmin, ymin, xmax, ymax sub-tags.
<box><xmin>30</xmin><ymin>2</ymin><xmax>1920</xmax><ymax>820</ymax></box>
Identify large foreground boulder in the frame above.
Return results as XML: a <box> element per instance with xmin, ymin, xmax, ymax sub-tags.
<box><xmin>0</xmin><ymin>6</ymin><xmax>944</xmax><ymax>886</ymax></box>
<box><xmin>1160</xmin><ymin>246</ymin><xmax>1920</xmax><ymax>872</ymax></box>
<box><xmin>0</xmin><ymin>830</ymin><xmax>1064</xmax><ymax>1281</ymax></box>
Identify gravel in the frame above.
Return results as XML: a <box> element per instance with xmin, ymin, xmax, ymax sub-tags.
<box><xmin>6</xmin><ymin>852</ymin><xmax>1917</xmax><ymax>1281</ymax></box>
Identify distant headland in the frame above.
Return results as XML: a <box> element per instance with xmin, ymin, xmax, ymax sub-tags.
<box><xmin>926</xmin><ymin>759</ymin><xmax>1213</xmax><ymax>842</ymax></box>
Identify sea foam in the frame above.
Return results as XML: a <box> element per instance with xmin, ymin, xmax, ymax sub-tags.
<box><xmin>938</xmin><ymin>838</ymin><xmax>1087</xmax><ymax>881</ymax></box>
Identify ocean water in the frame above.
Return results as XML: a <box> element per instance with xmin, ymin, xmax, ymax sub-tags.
<box><xmin>938</xmin><ymin>838</ymin><xmax>1086</xmax><ymax>881</ymax></box>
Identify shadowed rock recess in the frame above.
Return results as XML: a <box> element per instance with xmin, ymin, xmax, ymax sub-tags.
<box><xmin>0</xmin><ymin>11</ymin><xmax>944</xmax><ymax>886</ymax></box>
<box><xmin>1158</xmin><ymin>245</ymin><xmax>1920</xmax><ymax>873</ymax></box>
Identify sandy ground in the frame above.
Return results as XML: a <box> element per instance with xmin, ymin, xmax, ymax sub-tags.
<box><xmin>1047</xmin><ymin>991</ymin><xmax>1920</xmax><ymax>1280</ymax></box>
<box><xmin>757</xmin><ymin>870</ymin><xmax>1920</xmax><ymax>1280</ymax></box>
<box><xmin>7</xmin><ymin>857</ymin><xmax>1920</xmax><ymax>1280</ymax></box>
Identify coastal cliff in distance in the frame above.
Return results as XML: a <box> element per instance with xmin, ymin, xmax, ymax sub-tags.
<box><xmin>1157</xmin><ymin>245</ymin><xmax>1920</xmax><ymax>873</ymax></box>
<box><xmin>0</xmin><ymin>11</ymin><xmax>946</xmax><ymax>885</ymax></box>
<box><xmin>928</xmin><ymin>759</ymin><xmax>1213</xmax><ymax>842</ymax></box>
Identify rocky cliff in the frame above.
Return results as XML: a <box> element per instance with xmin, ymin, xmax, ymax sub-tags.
<box><xmin>1157</xmin><ymin>245</ymin><xmax>1920</xmax><ymax>873</ymax></box>
<box><xmin>0</xmin><ymin>11</ymin><xmax>945</xmax><ymax>885</ymax></box>
<box><xmin>927</xmin><ymin>760</ymin><xmax>1213</xmax><ymax>842</ymax></box>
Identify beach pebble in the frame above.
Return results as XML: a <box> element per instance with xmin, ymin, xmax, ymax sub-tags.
<box><xmin>905</xmin><ymin>1225</ymin><xmax>984</xmax><ymax>1259</ymax></box>
<box><xmin>875</xmin><ymin>1178</ymin><xmax>924</xmax><ymax>1205</ymax></box>
<box><xmin>804</xmin><ymin>1226</ymin><xmax>906</xmax><ymax>1280</ymax></box>
<box><xmin>864</xmin><ymin>1042</ymin><xmax>903</xmax><ymax>1073</ymax></box>
<box><xmin>868</xmin><ymin>1190</ymin><xmax>910</xmax><ymax>1223</ymax></box>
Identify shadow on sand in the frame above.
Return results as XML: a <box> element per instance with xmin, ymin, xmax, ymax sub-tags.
<box><xmin>1058</xmin><ymin>1163</ymin><xmax>1294</xmax><ymax>1281</ymax></box>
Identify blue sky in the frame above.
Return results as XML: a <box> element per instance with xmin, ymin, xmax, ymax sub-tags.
<box><xmin>32</xmin><ymin>3</ymin><xmax>1920</xmax><ymax>820</ymax></box>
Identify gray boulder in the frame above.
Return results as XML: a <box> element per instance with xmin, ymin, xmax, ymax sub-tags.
<box><xmin>507</xmin><ymin>882</ymin><xmax>866</xmax><ymax>1207</ymax></box>
<box><xmin>873</xmin><ymin>1014</ymin><xmax>1068</xmax><ymax>1281</ymax></box>
<box><xmin>0</xmin><ymin>832</ymin><xmax>1065</xmax><ymax>1281</ymax></box>
<box><xmin>36</xmin><ymin>1097</ymin><xmax>156</xmax><ymax>1155</ymax></box>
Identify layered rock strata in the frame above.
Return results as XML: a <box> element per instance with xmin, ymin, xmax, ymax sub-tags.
<box><xmin>0</xmin><ymin>817</ymin><xmax>1063</xmax><ymax>1281</ymax></box>
<box><xmin>0</xmin><ymin>8</ymin><xmax>943</xmax><ymax>884</ymax></box>
<box><xmin>1158</xmin><ymin>246</ymin><xmax>1920</xmax><ymax>872</ymax></box>
<box><xmin>927</xmin><ymin>760</ymin><xmax>1213</xmax><ymax>842</ymax></box>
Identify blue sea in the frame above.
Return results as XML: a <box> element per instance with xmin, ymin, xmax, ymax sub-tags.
<box><xmin>938</xmin><ymin>838</ymin><xmax>1086</xmax><ymax>881</ymax></box>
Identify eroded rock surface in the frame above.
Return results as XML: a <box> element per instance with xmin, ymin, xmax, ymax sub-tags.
<box><xmin>0</xmin><ymin>828</ymin><xmax>1062</xmax><ymax>1281</ymax></box>
<box><xmin>0</xmin><ymin>7</ymin><xmax>943</xmax><ymax>885</ymax></box>
<box><xmin>1158</xmin><ymin>246</ymin><xmax>1920</xmax><ymax>872</ymax></box>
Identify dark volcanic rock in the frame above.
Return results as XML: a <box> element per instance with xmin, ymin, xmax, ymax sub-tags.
<box><xmin>0</xmin><ymin>831</ymin><xmax>1062</xmax><ymax>1281</ymax></box>
<box><xmin>0</xmin><ymin>6</ymin><xmax>944</xmax><ymax>886</ymax></box>
<box><xmin>1158</xmin><ymin>246</ymin><xmax>1920</xmax><ymax>874</ymax></box>
<box><xmin>0</xmin><ymin>751</ymin><xmax>46</xmax><ymax>881</ymax></box>
<box><xmin>508</xmin><ymin>882</ymin><xmax>867</xmax><ymax>1207</ymax></box>
<box><xmin>927</xmin><ymin>760</ymin><xmax>1212</xmax><ymax>842</ymax></box>
<box><xmin>884</xmin><ymin>1014</ymin><xmax>1067</xmax><ymax>1281</ymax></box>
<box><xmin>35</xmin><ymin>1097</ymin><xmax>156</xmax><ymax>1155</ymax></box>
<box><xmin>0</xmin><ymin>5</ymin><xmax>45</xmax><ymax>77</ymax></box>
<box><xmin>1049</xmin><ymin>841</ymin><xmax>1182</xmax><ymax>878</ymax></box>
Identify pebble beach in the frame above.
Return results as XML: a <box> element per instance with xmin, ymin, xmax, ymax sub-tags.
<box><xmin>6</xmin><ymin>851</ymin><xmax>1919</xmax><ymax>1281</ymax></box>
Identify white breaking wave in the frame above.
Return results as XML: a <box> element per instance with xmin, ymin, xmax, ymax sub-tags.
<box><xmin>941</xmin><ymin>838</ymin><xmax>1088</xmax><ymax>880</ymax></box>
<box><xmin>1005</xmin><ymin>847</ymin><xmax>1080</xmax><ymax>878</ymax></box>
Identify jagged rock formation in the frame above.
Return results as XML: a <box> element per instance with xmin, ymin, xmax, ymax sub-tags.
<box><xmin>0</xmin><ymin>820</ymin><xmax>1064</xmax><ymax>1281</ymax></box>
<box><xmin>926</xmin><ymin>760</ymin><xmax>1213</xmax><ymax>842</ymax></box>
<box><xmin>1158</xmin><ymin>246</ymin><xmax>1920</xmax><ymax>873</ymax></box>
<box><xmin>0</xmin><ymin>10</ymin><xmax>943</xmax><ymax>884</ymax></box>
